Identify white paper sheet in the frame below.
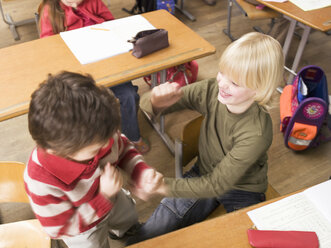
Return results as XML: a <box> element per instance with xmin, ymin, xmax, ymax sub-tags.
<box><xmin>60</xmin><ymin>15</ymin><xmax>156</xmax><ymax>64</ymax></box>
<box><xmin>289</xmin><ymin>0</ymin><xmax>331</xmax><ymax>11</ymax></box>
<box><xmin>247</xmin><ymin>180</ymin><xmax>331</xmax><ymax>248</ymax></box>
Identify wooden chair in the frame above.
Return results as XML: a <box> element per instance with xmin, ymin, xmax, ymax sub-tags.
<box><xmin>0</xmin><ymin>161</ymin><xmax>52</xmax><ymax>248</ymax></box>
<box><xmin>0</xmin><ymin>161</ymin><xmax>29</xmax><ymax>203</ymax></box>
<box><xmin>175</xmin><ymin>115</ymin><xmax>204</xmax><ymax>178</ymax></box>
<box><xmin>174</xmin><ymin>116</ymin><xmax>280</xmax><ymax>219</ymax></box>
<box><xmin>223</xmin><ymin>0</ymin><xmax>280</xmax><ymax>41</ymax></box>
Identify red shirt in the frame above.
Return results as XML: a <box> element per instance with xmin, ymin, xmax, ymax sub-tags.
<box><xmin>24</xmin><ymin>132</ymin><xmax>150</xmax><ymax>238</ymax></box>
<box><xmin>40</xmin><ymin>0</ymin><xmax>114</xmax><ymax>38</ymax></box>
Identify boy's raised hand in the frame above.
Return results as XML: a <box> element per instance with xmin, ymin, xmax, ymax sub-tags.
<box><xmin>99</xmin><ymin>163</ymin><xmax>123</xmax><ymax>199</ymax></box>
<box><xmin>133</xmin><ymin>168</ymin><xmax>166</xmax><ymax>201</ymax></box>
<box><xmin>151</xmin><ymin>82</ymin><xmax>183</xmax><ymax>113</ymax></box>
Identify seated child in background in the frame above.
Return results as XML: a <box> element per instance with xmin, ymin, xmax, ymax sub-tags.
<box><xmin>24</xmin><ymin>71</ymin><xmax>163</xmax><ymax>248</ymax></box>
<box><xmin>38</xmin><ymin>0</ymin><xmax>150</xmax><ymax>153</ymax></box>
<box><xmin>127</xmin><ymin>32</ymin><xmax>285</xmax><ymax>244</ymax></box>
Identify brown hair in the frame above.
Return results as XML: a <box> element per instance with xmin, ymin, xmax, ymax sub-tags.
<box><xmin>39</xmin><ymin>0</ymin><xmax>66</xmax><ymax>34</ymax></box>
<box><xmin>28</xmin><ymin>71</ymin><xmax>121</xmax><ymax>157</ymax></box>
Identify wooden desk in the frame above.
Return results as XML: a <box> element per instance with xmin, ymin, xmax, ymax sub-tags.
<box><xmin>0</xmin><ymin>219</ymin><xmax>51</xmax><ymax>247</ymax></box>
<box><xmin>257</xmin><ymin>1</ymin><xmax>331</xmax><ymax>82</ymax></box>
<box><xmin>127</xmin><ymin>193</ymin><xmax>292</xmax><ymax>248</ymax></box>
<box><xmin>0</xmin><ymin>10</ymin><xmax>215</xmax><ymax>123</ymax></box>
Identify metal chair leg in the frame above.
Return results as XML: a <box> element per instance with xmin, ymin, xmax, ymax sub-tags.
<box><xmin>223</xmin><ymin>0</ymin><xmax>235</xmax><ymax>41</ymax></box>
<box><xmin>175</xmin><ymin>0</ymin><xmax>196</xmax><ymax>22</ymax></box>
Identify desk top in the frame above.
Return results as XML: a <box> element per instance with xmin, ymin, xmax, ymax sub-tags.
<box><xmin>0</xmin><ymin>219</ymin><xmax>50</xmax><ymax>247</ymax></box>
<box><xmin>127</xmin><ymin>194</ymin><xmax>291</xmax><ymax>248</ymax></box>
<box><xmin>0</xmin><ymin>10</ymin><xmax>215</xmax><ymax>122</ymax></box>
<box><xmin>257</xmin><ymin>0</ymin><xmax>331</xmax><ymax>32</ymax></box>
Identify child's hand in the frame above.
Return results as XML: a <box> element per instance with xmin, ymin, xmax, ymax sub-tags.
<box><xmin>151</xmin><ymin>82</ymin><xmax>183</xmax><ymax>112</ymax></box>
<box><xmin>99</xmin><ymin>163</ymin><xmax>123</xmax><ymax>199</ymax></box>
<box><xmin>133</xmin><ymin>169</ymin><xmax>165</xmax><ymax>201</ymax></box>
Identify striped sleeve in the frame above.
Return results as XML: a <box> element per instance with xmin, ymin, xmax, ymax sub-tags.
<box><xmin>116</xmin><ymin>133</ymin><xmax>151</xmax><ymax>185</ymax></box>
<box><xmin>24</xmin><ymin>150</ymin><xmax>112</xmax><ymax>239</ymax></box>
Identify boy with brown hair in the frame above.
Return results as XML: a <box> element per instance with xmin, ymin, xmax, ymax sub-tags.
<box><xmin>24</xmin><ymin>71</ymin><xmax>162</xmax><ymax>248</ymax></box>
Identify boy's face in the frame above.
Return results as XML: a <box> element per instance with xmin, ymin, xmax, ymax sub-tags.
<box><xmin>216</xmin><ymin>72</ymin><xmax>256</xmax><ymax>113</ymax></box>
<box><xmin>66</xmin><ymin>140</ymin><xmax>109</xmax><ymax>163</ymax></box>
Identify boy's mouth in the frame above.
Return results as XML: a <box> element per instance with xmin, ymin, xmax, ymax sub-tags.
<box><xmin>219</xmin><ymin>89</ymin><xmax>231</xmax><ymax>98</ymax></box>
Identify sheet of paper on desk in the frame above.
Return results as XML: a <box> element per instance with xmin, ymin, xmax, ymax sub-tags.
<box><xmin>247</xmin><ymin>180</ymin><xmax>331</xmax><ymax>248</ymax></box>
<box><xmin>289</xmin><ymin>0</ymin><xmax>331</xmax><ymax>11</ymax></box>
<box><xmin>60</xmin><ymin>15</ymin><xmax>155</xmax><ymax>64</ymax></box>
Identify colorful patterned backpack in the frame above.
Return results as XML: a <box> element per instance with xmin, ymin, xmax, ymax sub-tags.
<box><xmin>280</xmin><ymin>65</ymin><xmax>331</xmax><ymax>151</ymax></box>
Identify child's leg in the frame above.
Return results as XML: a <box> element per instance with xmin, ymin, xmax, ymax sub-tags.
<box><xmin>107</xmin><ymin>188</ymin><xmax>138</xmax><ymax>238</ymax></box>
<box><xmin>218</xmin><ymin>189</ymin><xmax>266</xmax><ymax>213</ymax></box>
<box><xmin>126</xmin><ymin>196</ymin><xmax>219</xmax><ymax>245</ymax></box>
<box><xmin>110</xmin><ymin>81</ymin><xmax>140</xmax><ymax>142</ymax></box>
<box><xmin>62</xmin><ymin>217</ymin><xmax>110</xmax><ymax>248</ymax></box>
<box><xmin>62</xmin><ymin>189</ymin><xmax>137</xmax><ymax>248</ymax></box>
<box><xmin>126</xmin><ymin>164</ymin><xmax>219</xmax><ymax>245</ymax></box>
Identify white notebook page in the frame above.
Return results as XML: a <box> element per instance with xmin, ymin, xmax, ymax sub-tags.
<box><xmin>60</xmin><ymin>15</ymin><xmax>156</xmax><ymax>64</ymax></box>
<box><xmin>247</xmin><ymin>180</ymin><xmax>331</xmax><ymax>247</ymax></box>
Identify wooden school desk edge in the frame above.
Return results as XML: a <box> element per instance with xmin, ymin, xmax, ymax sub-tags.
<box><xmin>84</xmin><ymin>10</ymin><xmax>216</xmax><ymax>87</ymax></box>
<box><xmin>256</xmin><ymin>0</ymin><xmax>331</xmax><ymax>32</ymax></box>
<box><xmin>126</xmin><ymin>191</ymin><xmax>303</xmax><ymax>248</ymax></box>
<box><xmin>0</xmin><ymin>10</ymin><xmax>216</xmax><ymax>122</ymax></box>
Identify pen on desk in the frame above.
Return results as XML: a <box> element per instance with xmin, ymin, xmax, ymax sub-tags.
<box><xmin>90</xmin><ymin>27</ymin><xmax>110</xmax><ymax>31</ymax></box>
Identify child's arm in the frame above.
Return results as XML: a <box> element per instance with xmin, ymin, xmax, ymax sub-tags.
<box><xmin>39</xmin><ymin>5</ymin><xmax>55</xmax><ymax>38</ymax></box>
<box><xmin>99</xmin><ymin>163</ymin><xmax>123</xmax><ymax>199</ymax></box>
<box><xmin>114</xmin><ymin>132</ymin><xmax>166</xmax><ymax>199</ymax></box>
<box><xmin>132</xmin><ymin>168</ymin><xmax>167</xmax><ymax>200</ymax></box>
<box><xmin>94</xmin><ymin>0</ymin><xmax>114</xmax><ymax>21</ymax></box>
<box><xmin>24</xmin><ymin>157</ymin><xmax>116</xmax><ymax>239</ymax></box>
<box><xmin>150</xmin><ymin>82</ymin><xmax>183</xmax><ymax>115</ymax></box>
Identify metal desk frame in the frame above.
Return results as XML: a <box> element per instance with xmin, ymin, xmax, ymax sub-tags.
<box><xmin>142</xmin><ymin>70</ymin><xmax>176</xmax><ymax>155</ymax></box>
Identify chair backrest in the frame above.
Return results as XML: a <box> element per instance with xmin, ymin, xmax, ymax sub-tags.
<box><xmin>181</xmin><ymin>115</ymin><xmax>204</xmax><ymax>166</ymax></box>
<box><xmin>0</xmin><ymin>219</ymin><xmax>51</xmax><ymax>248</ymax></box>
<box><xmin>0</xmin><ymin>161</ymin><xmax>29</xmax><ymax>203</ymax></box>
<box><xmin>175</xmin><ymin>115</ymin><xmax>203</xmax><ymax>178</ymax></box>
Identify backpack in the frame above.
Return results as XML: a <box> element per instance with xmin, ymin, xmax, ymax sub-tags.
<box><xmin>143</xmin><ymin>60</ymin><xmax>199</xmax><ymax>87</ymax></box>
<box><xmin>280</xmin><ymin>65</ymin><xmax>331</xmax><ymax>151</ymax></box>
<box><xmin>123</xmin><ymin>0</ymin><xmax>175</xmax><ymax>15</ymax></box>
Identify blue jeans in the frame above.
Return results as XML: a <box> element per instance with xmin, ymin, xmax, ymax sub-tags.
<box><xmin>110</xmin><ymin>81</ymin><xmax>140</xmax><ymax>142</ymax></box>
<box><xmin>126</xmin><ymin>164</ymin><xmax>265</xmax><ymax>245</ymax></box>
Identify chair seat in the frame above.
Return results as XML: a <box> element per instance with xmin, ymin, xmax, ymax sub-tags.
<box><xmin>237</xmin><ymin>0</ymin><xmax>280</xmax><ymax>19</ymax></box>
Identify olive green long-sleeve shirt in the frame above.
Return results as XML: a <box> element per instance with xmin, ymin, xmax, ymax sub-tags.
<box><xmin>141</xmin><ymin>78</ymin><xmax>272</xmax><ymax>198</ymax></box>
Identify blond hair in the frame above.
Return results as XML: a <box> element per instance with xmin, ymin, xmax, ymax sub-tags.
<box><xmin>219</xmin><ymin>32</ymin><xmax>284</xmax><ymax>111</ymax></box>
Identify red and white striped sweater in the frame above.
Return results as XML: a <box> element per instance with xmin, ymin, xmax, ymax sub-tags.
<box><xmin>24</xmin><ymin>131</ymin><xmax>150</xmax><ymax>239</ymax></box>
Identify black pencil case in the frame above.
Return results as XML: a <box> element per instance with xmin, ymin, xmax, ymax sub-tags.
<box><xmin>128</xmin><ymin>29</ymin><xmax>169</xmax><ymax>58</ymax></box>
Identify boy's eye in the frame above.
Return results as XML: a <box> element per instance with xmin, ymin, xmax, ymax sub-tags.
<box><xmin>232</xmin><ymin>82</ymin><xmax>238</xmax><ymax>86</ymax></box>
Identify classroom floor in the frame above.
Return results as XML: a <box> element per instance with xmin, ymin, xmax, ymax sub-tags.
<box><xmin>0</xmin><ymin>0</ymin><xmax>331</xmax><ymax>247</ymax></box>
